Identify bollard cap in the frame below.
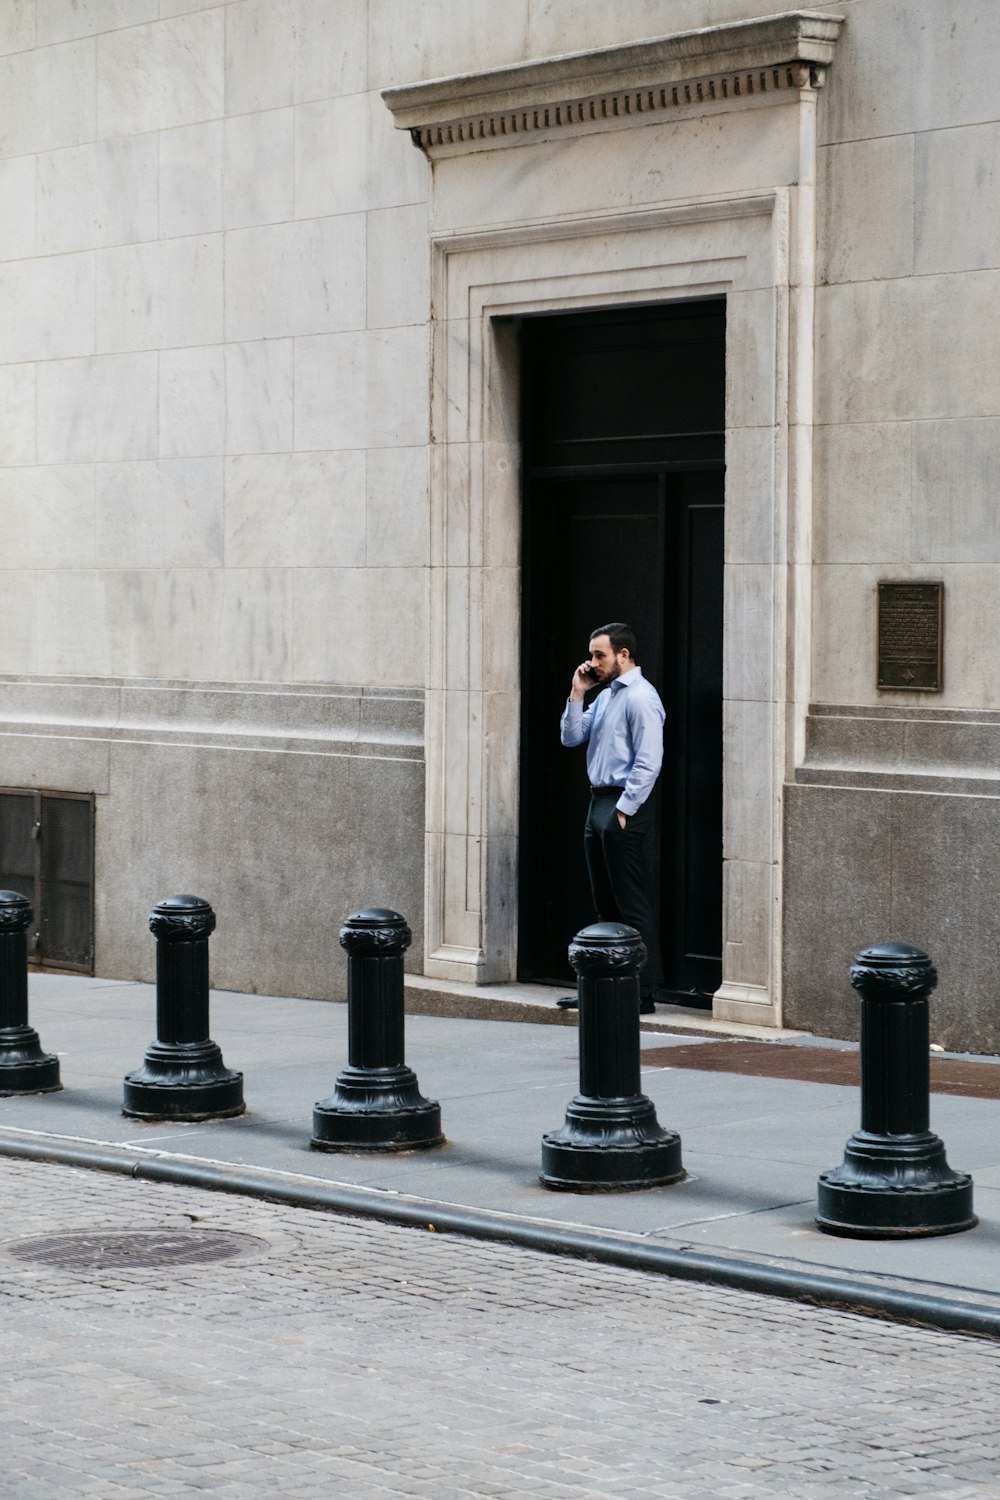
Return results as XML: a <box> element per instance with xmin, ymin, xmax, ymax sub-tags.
<box><xmin>575</xmin><ymin>922</ymin><xmax>641</xmax><ymax>943</ymax></box>
<box><xmin>149</xmin><ymin>894</ymin><xmax>216</xmax><ymax>941</ymax></box>
<box><xmin>0</xmin><ymin>889</ymin><xmax>32</xmax><ymax>931</ymax></box>
<box><xmin>568</xmin><ymin>922</ymin><xmax>646</xmax><ymax>977</ymax></box>
<box><xmin>857</xmin><ymin>941</ymin><xmax>930</xmax><ymax>965</ymax></box>
<box><xmin>850</xmin><ymin>941</ymin><xmax>937</xmax><ymax>1000</ymax></box>
<box><xmin>340</xmin><ymin>908</ymin><xmax>412</xmax><ymax>955</ymax></box>
<box><xmin>346</xmin><ymin>908</ymin><xmax>408</xmax><ymax>928</ymax></box>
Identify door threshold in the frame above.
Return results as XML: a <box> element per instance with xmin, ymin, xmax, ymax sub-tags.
<box><xmin>404</xmin><ymin>974</ymin><xmax>807</xmax><ymax>1040</ymax></box>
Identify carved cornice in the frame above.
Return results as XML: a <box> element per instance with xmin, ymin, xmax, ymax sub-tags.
<box><xmin>383</xmin><ymin>11</ymin><xmax>844</xmax><ymax>157</ymax></box>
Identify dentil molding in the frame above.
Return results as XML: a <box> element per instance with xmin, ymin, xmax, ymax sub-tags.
<box><xmin>383</xmin><ymin>10</ymin><xmax>844</xmax><ymax>157</ymax></box>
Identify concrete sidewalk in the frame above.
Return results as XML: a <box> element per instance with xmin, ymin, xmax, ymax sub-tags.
<box><xmin>4</xmin><ymin>973</ymin><xmax>1000</xmax><ymax>1324</ymax></box>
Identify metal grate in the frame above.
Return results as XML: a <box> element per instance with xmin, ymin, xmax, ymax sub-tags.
<box><xmin>0</xmin><ymin>789</ymin><xmax>94</xmax><ymax>972</ymax></box>
<box><xmin>4</xmin><ymin>1229</ymin><xmax>266</xmax><ymax>1271</ymax></box>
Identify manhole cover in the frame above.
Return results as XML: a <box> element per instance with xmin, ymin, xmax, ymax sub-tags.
<box><xmin>4</xmin><ymin>1229</ymin><xmax>265</xmax><ymax>1271</ymax></box>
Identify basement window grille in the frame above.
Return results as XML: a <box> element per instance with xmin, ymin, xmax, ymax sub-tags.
<box><xmin>0</xmin><ymin>790</ymin><xmax>95</xmax><ymax>974</ymax></box>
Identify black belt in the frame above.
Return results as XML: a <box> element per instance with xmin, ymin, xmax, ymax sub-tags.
<box><xmin>590</xmin><ymin>786</ymin><xmax>625</xmax><ymax>797</ymax></box>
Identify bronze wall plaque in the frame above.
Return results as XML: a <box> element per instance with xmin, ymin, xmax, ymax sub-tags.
<box><xmin>877</xmin><ymin>581</ymin><xmax>943</xmax><ymax>691</ymax></box>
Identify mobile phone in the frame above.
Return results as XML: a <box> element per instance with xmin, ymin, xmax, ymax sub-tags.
<box><xmin>582</xmin><ymin>664</ymin><xmax>599</xmax><ymax>682</ymax></box>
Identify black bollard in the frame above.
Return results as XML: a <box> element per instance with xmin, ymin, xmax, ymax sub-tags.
<box><xmin>311</xmin><ymin>909</ymin><xmax>442</xmax><ymax>1152</ymax></box>
<box><xmin>0</xmin><ymin>891</ymin><xmax>60</xmax><ymax>1095</ymax></box>
<box><xmin>816</xmin><ymin>942</ymin><xmax>975</xmax><ymax>1238</ymax></box>
<box><xmin>540</xmin><ymin>922</ymin><xmax>683</xmax><ymax>1192</ymax></box>
<box><xmin>123</xmin><ymin>895</ymin><xmax>244</xmax><ymax>1120</ymax></box>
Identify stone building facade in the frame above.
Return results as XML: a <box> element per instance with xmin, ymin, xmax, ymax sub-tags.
<box><xmin>1</xmin><ymin>1</ymin><xmax>998</xmax><ymax>1049</ymax></box>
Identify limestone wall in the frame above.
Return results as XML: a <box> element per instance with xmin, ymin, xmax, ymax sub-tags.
<box><xmin>1</xmin><ymin>2</ymin><xmax>999</xmax><ymax>1036</ymax></box>
<box><xmin>784</xmin><ymin>0</ymin><xmax>1000</xmax><ymax>1047</ymax></box>
<box><xmin>0</xmin><ymin>1</ymin><xmax>430</xmax><ymax>688</ymax></box>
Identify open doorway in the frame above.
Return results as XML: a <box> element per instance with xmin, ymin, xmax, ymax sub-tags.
<box><xmin>517</xmin><ymin>300</ymin><xmax>725</xmax><ymax>1003</ymax></box>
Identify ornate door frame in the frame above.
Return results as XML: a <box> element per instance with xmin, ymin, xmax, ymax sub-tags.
<box><xmin>384</xmin><ymin>11</ymin><xmax>843</xmax><ymax>1025</ymax></box>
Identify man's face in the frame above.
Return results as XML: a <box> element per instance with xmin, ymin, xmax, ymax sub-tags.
<box><xmin>588</xmin><ymin>634</ymin><xmax>631</xmax><ymax>683</ymax></box>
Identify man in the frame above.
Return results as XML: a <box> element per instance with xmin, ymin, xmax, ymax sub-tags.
<box><xmin>557</xmin><ymin>623</ymin><xmax>665</xmax><ymax>1014</ymax></box>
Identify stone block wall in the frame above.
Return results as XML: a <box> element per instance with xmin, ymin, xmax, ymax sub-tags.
<box><xmin>1</xmin><ymin>1</ymin><xmax>999</xmax><ymax>1039</ymax></box>
<box><xmin>786</xmin><ymin>0</ymin><xmax>1000</xmax><ymax>1050</ymax></box>
<box><xmin>0</xmin><ymin>1</ymin><xmax>432</xmax><ymax>690</ymax></box>
<box><xmin>0</xmin><ymin>2</ymin><xmax>437</xmax><ymax>986</ymax></box>
<box><xmin>812</xmin><ymin>1</ymin><xmax>1000</xmax><ymax>713</ymax></box>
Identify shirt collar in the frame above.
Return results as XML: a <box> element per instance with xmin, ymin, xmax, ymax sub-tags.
<box><xmin>610</xmin><ymin>665</ymin><xmax>643</xmax><ymax>693</ymax></box>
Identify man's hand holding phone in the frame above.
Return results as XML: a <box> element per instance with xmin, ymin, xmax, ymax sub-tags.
<box><xmin>570</xmin><ymin>661</ymin><xmax>599</xmax><ymax>701</ymax></box>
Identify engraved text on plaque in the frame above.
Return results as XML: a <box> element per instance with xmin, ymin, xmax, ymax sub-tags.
<box><xmin>877</xmin><ymin>582</ymin><xmax>943</xmax><ymax>691</ymax></box>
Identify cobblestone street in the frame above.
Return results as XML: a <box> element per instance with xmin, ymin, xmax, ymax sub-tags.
<box><xmin>2</xmin><ymin>1160</ymin><xmax>1000</xmax><ymax>1498</ymax></box>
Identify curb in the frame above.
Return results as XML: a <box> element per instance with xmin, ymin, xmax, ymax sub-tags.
<box><xmin>1</xmin><ymin>1129</ymin><xmax>998</xmax><ymax>1341</ymax></box>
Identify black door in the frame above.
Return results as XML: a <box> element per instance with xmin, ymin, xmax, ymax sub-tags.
<box><xmin>518</xmin><ymin>301</ymin><xmax>725</xmax><ymax>1002</ymax></box>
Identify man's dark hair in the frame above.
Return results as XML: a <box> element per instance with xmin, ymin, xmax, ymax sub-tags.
<box><xmin>590</xmin><ymin>622</ymin><xmax>637</xmax><ymax>660</ymax></box>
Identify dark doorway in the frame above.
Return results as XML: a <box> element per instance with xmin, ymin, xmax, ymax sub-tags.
<box><xmin>517</xmin><ymin>300</ymin><xmax>725</xmax><ymax>1002</ymax></box>
<box><xmin>0</xmin><ymin>789</ymin><xmax>95</xmax><ymax>973</ymax></box>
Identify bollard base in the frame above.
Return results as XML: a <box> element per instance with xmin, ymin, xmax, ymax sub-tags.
<box><xmin>0</xmin><ymin>1026</ymin><xmax>62</xmax><ymax>1095</ymax></box>
<box><xmin>123</xmin><ymin>1039</ymin><xmax>244</xmax><ymax>1121</ymax></box>
<box><xmin>122</xmin><ymin>1076</ymin><xmax>245</xmax><ymax>1121</ymax></box>
<box><xmin>311</xmin><ymin>1065</ymin><xmax>443</xmax><ymax>1152</ymax></box>
<box><xmin>540</xmin><ymin>1095</ymin><xmax>685</xmax><ymax>1193</ymax></box>
<box><xmin>540</xmin><ymin>1138</ymin><xmax>685</xmax><ymax>1192</ymax></box>
<box><xmin>817</xmin><ymin>1130</ymin><xmax>976</xmax><ymax>1238</ymax></box>
<box><xmin>311</xmin><ymin>1106</ymin><xmax>444</xmax><ymax>1152</ymax></box>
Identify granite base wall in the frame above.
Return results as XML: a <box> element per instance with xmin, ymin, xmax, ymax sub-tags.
<box><xmin>783</xmin><ymin>781</ymin><xmax>1000</xmax><ymax>1055</ymax></box>
<box><xmin>0</xmin><ymin>678</ymin><xmax>425</xmax><ymax>999</ymax></box>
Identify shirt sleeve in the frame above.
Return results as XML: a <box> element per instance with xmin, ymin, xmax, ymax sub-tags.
<box><xmin>560</xmin><ymin>698</ymin><xmax>592</xmax><ymax>747</ymax></box>
<box><xmin>617</xmin><ymin>693</ymin><xmax>664</xmax><ymax>815</ymax></box>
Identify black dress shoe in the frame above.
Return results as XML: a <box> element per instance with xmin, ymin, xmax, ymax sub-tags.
<box><xmin>559</xmin><ymin>995</ymin><xmax>656</xmax><ymax>1013</ymax></box>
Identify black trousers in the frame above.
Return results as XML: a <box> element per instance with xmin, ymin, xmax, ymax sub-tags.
<box><xmin>583</xmin><ymin>789</ymin><xmax>665</xmax><ymax>997</ymax></box>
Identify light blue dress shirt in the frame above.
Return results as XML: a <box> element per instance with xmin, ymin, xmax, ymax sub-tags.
<box><xmin>559</xmin><ymin>666</ymin><xmax>665</xmax><ymax>816</ymax></box>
